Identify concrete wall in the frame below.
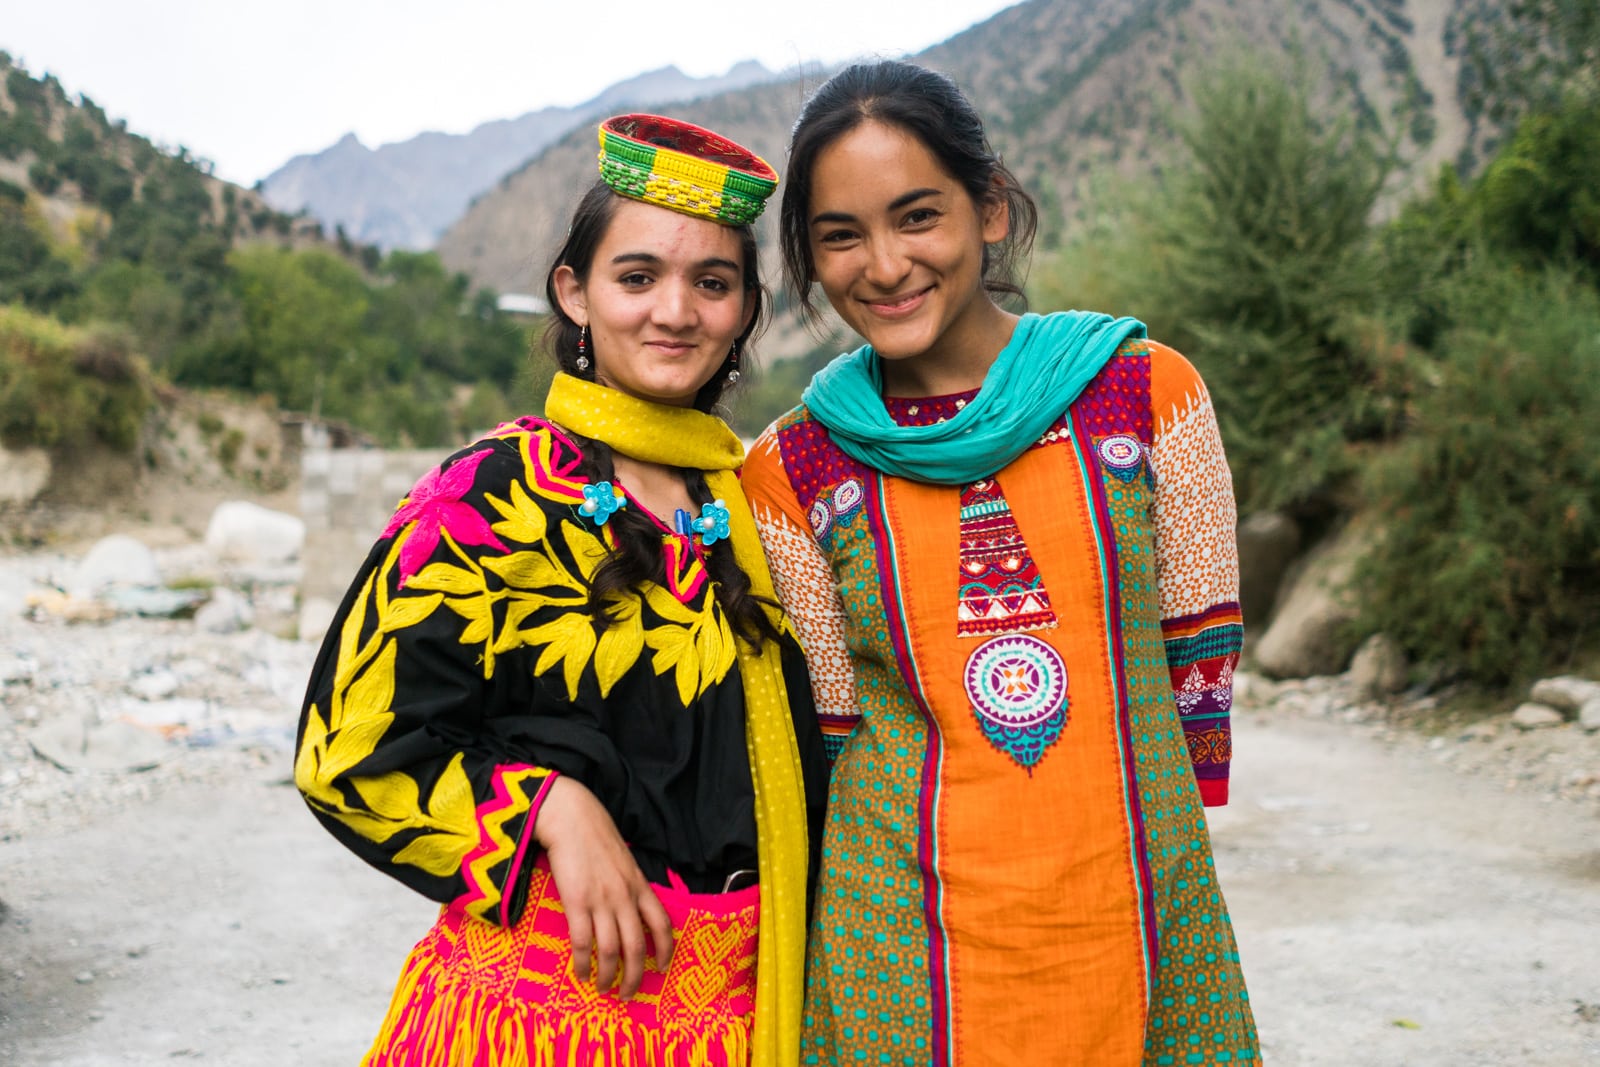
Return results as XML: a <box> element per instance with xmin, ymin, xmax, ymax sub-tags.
<box><xmin>298</xmin><ymin>445</ymin><xmax>437</xmax><ymax>604</ymax></box>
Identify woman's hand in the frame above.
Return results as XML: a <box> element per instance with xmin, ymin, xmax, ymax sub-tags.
<box><xmin>532</xmin><ymin>776</ymin><xmax>675</xmax><ymax>999</ymax></box>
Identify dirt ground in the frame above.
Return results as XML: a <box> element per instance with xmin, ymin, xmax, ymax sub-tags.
<box><xmin>1</xmin><ymin>700</ymin><xmax>1597</xmax><ymax>1066</ymax></box>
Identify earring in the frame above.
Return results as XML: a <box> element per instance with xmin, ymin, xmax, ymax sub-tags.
<box><xmin>726</xmin><ymin>339</ymin><xmax>741</xmax><ymax>384</ymax></box>
<box><xmin>575</xmin><ymin>324</ymin><xmax>590</xmax><ymax>372</ymax></box>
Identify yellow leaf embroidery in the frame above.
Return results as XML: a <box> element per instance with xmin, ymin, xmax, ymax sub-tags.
<box><xmin>594</xmin><ymin>594</ymin><xmax>645</xmax><ymax>698</ymax></box>
<box><xmin>392</xmin><ymin>827</ymin><xmax>477</xmax><ymax>877</ymax></box>
<box><xmin>427</xmin><ymin>752</ymin><xmax>475</xmax><ymax>832</ymax></box>
<box><xmin>379</xmin><ymin>591</ymin><xmax>444</xmax><ymax>633</ymax></box>
<box><xmin>482</xmin><ymin>549</ymin><xmax>580</xmax><ymax>595</ymax></box>
<box><xmin>561</xmin><ymin>523</ymin><xmax>609</xmax><ymax>580</ymax></box>
<box><xmin>644</xmin><ymin>621</ymin><xmax>700</xmax><ymax>707</ymax></box>
<box><xmin>524</xmin><ymin>612</ymin><xmax>599</xmax><ymax>700</ymax></box>
<box><xmin>342</xmin><ymin>641</ymin><xmax>398</xmax><ymax>739</ymax></box>
<box><xmin>485</xmin><ymin>480</ymin><xmax>547</xmax><ymax>545</ymax></box>
<box><xmin>407</xmin><ymin>561</ymin><xmax>484</xmax><ymax>597</ymax></box>
<box><xmin>352</xmin><ymin>769</ymin><xmax>422</xmax><ymax>825</ymax></box>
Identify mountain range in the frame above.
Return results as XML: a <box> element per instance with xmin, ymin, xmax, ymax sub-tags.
<box><xmin>436</xmin><ymin>0</ymin><xmax>1480</xmax><ymax>306</ymax></box>
<box><xmin>258</xmin><ymin>61</ymin><xmax>784</xmax><ymax>251</ymax></box>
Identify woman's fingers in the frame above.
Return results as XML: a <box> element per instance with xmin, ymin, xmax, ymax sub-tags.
<box><xmin>591</xmin><ymin>910</ymin><xmax>622</xmax><ymax>993</ymax></box>
<box><xmin>640</xmin><ymin>887</ymin><xmax>676</xmax><ymax>973</ymax></box>
<box><xmin>615</xmin><ymin>905</ymin><xmax>651</xmax><ymax>1000</ymax></box>
<box><xmin>566</xmin><ymin>905</ymin><xmax>595</xmax><ymax>983</ymax></box>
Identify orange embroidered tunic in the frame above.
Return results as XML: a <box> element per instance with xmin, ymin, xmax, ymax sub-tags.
<box><xmin>743</xmin><ymin>339</ymin><xmax>1258</xmax><ymax>1065</ymax></box>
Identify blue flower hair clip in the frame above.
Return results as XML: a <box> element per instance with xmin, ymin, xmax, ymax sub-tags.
<box><xmin>691</xmin><ymin>499</ymin><xmax>731</xmax><ymax>546</ymax></box>
<box><xmin>578</xmin><ymin>481</ymin><xmax>627</xmax><ymax>526</ymax></box>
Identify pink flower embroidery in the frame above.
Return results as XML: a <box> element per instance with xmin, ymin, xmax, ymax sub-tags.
<box><xmin>382</xmin><ymin>448</ymin><xmax>509</xmax><ymax>586</ymax></box>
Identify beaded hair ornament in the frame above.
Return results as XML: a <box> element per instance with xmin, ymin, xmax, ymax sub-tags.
<box><xmin>597</xmin><ymin>114</ymin><xmax>778</xmax><ymax>225</ymax></box>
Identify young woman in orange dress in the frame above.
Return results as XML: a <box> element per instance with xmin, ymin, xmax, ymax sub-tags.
<box><xmin>741</xmin><ymin>61</ymin><xmax>1260</xmax><ymax>1065</ymax></box>
<box><xmin>295</xmin><ymin>114</ymin><xmax>826</xmax><ymax>1067</ymax></box>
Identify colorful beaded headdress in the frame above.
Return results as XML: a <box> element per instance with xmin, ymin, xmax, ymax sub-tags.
<box><xmin>597</xmin><ymin>114</ymin><xmax>778</xmax><ymax>226</ymax></box>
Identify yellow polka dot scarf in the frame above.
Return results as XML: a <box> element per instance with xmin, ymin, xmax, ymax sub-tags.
<box><xmin>544</xmin><ymin>372</ymin><xmax>810</xmax><ymax>1067</ymax></box>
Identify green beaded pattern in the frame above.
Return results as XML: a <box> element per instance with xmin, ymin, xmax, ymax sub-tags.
<box><xmin>1097</xmin><ymin>454</ymin><xmax>1259</xmax><ymax>1065</ymax></box>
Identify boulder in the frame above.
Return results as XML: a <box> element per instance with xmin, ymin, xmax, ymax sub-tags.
<box><xmin>1579</xmin><ymin>698</ymin><xmax>1600</xmax><ymax>733</ymax></box>
<box><xmin>297</xmin><ymin>596</ymin><xmax>338</xmax><ymax>645</ymax></box>
<box><xmin>0</xmin><ymin>445</ymin><xmax>50</xmax><ymax>505</ymax></box>
<box><xmin>1527</xmin><ymin>676</ymin><xmax>1600</xmax><ymax>717</ymax></box>
<box><xmin>28</xmin><ymin>716</ymin><xmax>169</xmax><ymax>773</ymax></box>
<box><xmin>1510</xmin><ymin>703</ymin><xmax>1564</xmax><ymax>730</ymax></box>
<box><xmin>1348</xmin><ymin>633</ymin><xmax>1408</xmax><ymax>697</ymax></box>
<box><xmin>68</xmin><ymin>535</ymin><xmax>161</xmax><ymax>597</ymax></box>
<box><xmin>1251</xmin><ymin>525</ymin><xmax>1367</xmax><ymax>679</ymax></box>
<box><xmin>1236</xmin><ymin>511</ymin><xmax>1301</xmax><ymax>628</ymax></box>
<box><xmin>194</xmin><ymin>587</ymin><xmax>255</xmax><ymax>634</ymax></box>
<box><xmin>204</xmin><ymin>501</ymin><xmax>305</xmax><ymax>564</ymax></box>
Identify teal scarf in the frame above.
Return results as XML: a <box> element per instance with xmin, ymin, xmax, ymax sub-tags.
<box><xmin>801</xmin><ymin>310</ymin><xmax>1146</xmax><ymax>485</ymax></box>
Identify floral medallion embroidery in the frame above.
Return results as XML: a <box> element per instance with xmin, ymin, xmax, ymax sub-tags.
<box><xmin>808</xmin><ymin>496</ymin><xmax>834</xmax><ymax>539</ymax></box>
<box><xmin>1096</xmin><ymin>434</ymin><xmax>1146</xmax><ymax>482</ymax></box>
<box><xmin>832</xmin><ymin>478</ymin><xmax>864</xmax><ymax>516</ymax></box>
<box><xmin>963</xmin><ymin>634</ymin><xmax>1068</xmax><ymax>770</ymax></box>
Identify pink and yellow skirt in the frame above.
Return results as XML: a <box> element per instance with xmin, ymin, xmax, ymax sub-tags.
<box><xmin>364</xmin><ymin>856</ymin><xmax>759</xmax><ymax>1067</ymax></box>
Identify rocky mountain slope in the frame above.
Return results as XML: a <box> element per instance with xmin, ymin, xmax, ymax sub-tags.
<box><xmin>436</xmin><ymin>0</ymin><xmax>1478</xmax><ymax>301</ymax></box>
<box><xmin>259</xmin><ymin>61</ymin><xmax>783</xmax><ymax>251</ymax></box>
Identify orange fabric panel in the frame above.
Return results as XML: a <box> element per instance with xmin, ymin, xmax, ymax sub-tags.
<box><xmin>878</xmin><ymin>439</ymin><xmax>1149</xmax><ymax>1064</ymax></box>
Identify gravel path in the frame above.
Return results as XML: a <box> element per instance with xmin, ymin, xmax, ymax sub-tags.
<box><xmin>1</xmin><ymin>703</ymin><xmax>1596</xmax><ymax>1064</ymax></box>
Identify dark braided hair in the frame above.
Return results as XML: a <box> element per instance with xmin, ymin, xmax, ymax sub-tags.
<box><xmin>541</xmin><ymin>180</ymin><xmax>778</xmax><ymax>645</ymax></box>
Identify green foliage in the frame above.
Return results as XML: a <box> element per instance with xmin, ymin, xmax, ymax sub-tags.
<box><xmin>1095</xmin><ymin>52</ymin><xmax>1392</xmax><ymax>518</ymax></box>
<box><xmin>727</xmin><ymin>337</ymin><xmax>845</xmax><ymax>438</ymax></box>
<box><xmin>1354</xmin><ymin>265</ymin><xmax>1600</xmax><ymax>685</ymax></box>
<box><xmin>0</xmin><ymin>304</ymin><xmax>151</xmax><ymax>450</ymax></box>
<box><xmin>1475</xmin><ymin>93</ymin><xmax>1600</xmax><ymax>273</ymax></box>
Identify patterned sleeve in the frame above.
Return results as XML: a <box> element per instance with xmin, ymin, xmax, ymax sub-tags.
<box><xmin>295</xmin><ymin>430</ymin><xmax>569</xmax><ymax>927</ymax></box>
<box><xmin>742</xmin><ymin>425</ymin><xmax>859</xmax><ymax>767</ymax></box>
<box><xmin>1147</xmin><ymin>342</ymin><xmax>1242</xmax><ymax>807</ymax></box>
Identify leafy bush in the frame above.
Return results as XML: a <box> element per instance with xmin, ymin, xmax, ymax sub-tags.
<box><xmin>1354</xmin><ymin>264</ymin><xmax>1600</xmax><ymax>685</ymax></box>
<box><xmin>0</xmin><ymin>304</ymin><xmax>151</xmax><ymax>451</ymax></box>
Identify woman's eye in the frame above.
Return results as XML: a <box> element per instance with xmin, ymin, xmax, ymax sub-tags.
<box><xmin>904</xmin><ymin>208</ymin><xmax>939</xmax><ymax>227</ymax></box>
<box><xmin>818</xmin><ymin>228</ymin><xmax>857</xmax><ymax>245</ymax></box>
<box><xmin>619</xmin><ymin>272</ymin><xmax>651</xmax><ymax>286</ymax></box>
<box><xmin>698</xmin><ymin>277</ymin><xmax>732</xmax><ymax>293</ymax></box>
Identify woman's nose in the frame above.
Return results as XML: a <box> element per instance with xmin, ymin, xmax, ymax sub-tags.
<box><xmin>864</xmin><ymin>237</ymin><xmax>912</xmax><ymax>291</ymax></box>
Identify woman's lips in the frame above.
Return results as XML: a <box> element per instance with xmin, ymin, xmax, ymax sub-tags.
<box><xmin>863</xmin><ymin>287</ymin><xmax>931</xmax><ymax>319</ymax></box>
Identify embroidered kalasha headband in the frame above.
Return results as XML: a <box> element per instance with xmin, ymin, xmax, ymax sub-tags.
<box><xmin>597</xmin><ymin>114</ymin><xmax>778</xmax><ymax>226</ymax></box>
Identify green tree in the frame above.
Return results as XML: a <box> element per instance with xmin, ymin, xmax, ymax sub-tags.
<box><xmin>1134</xmin><ymin>53</ymin><xmax>1393</xmax><ymax>519</ymax></box>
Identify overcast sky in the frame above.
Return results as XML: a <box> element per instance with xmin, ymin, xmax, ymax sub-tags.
<box><xmin>1</xmin><ymin>0</ymin><xmax>1022</xmax><ymax>186</ymax></box>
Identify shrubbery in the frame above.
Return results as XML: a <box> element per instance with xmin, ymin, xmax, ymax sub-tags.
<box><xmin>1354</xmin><ymin>265</ymin><xmax>1600</xmax><ymax>684</ymax></box>
<box><xmin>1028</xmin><ymin>54</ymin><xmax>1600</xmax><ymax>688</ymax></box>
<box><xmin>0</xmin><ymin>304</ymin><xmax>151</xmax><ymax>451</ymax></box>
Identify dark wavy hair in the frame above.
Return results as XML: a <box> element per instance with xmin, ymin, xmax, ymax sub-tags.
<box><xmin>541</xmin><ymin>180</ymin><xmax>777</xmax><ymax>644</ymax></box>
<box><xmin>779</xmin><ymin>60</ymin><xmax>1039</xmax><ymax>321</ymax></box>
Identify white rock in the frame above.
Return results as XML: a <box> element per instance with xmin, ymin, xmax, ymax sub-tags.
<box><xmin>204</xmin><ymin>501</ymin><xmax>305</xmax><ymax>564</ymax></box>
<box><xmin>67</xmin><ymin>535</ymin><xmax>161</xmax><ymax>597</ymax></box>
<box><xmin>0</xmin><ymin>445</ymin><xmax>51</xmax><ymax>505</ymax></box>
<box><xmin>297</xmin><ymin>596</ymin><xmax>338</xmax><ymax>645</ymax></box>
<box><xmin>194</xmin><ymin>588</ymin><xmax>255</xmax><ymax>634</ymax></box>
<box><xmin>1579</xmin><ymin>698</ymin><xmax>1600</xmax><ymax>733</ymax></box>
<box><xmin>1510</xmin><ymin>703</ymin><xmax>1564</xmax><ymax>730</ymax></box>
<box><xmin>128</xmin><ymin>671</ymin><xmax>181</xmax><ymax>701</ymax></box>
<box><xmin>27</xmin><ymin>717</ymin><xmax>169</xmax><ymax>773</ymax></box>
<box><xmin>1252</xmin><ymin>525</ymin><xmax>1368</xmax><ymax>679</ymax></box>
<box><xmin>1527</xmin><ymin>676</ymin><xmax>1600</xmax><ymax>716</ymax></box>
<box><xmin>1347</xmin><ymin>633</ymin><xmax>1408</xmax><ymax>697</ymax></box>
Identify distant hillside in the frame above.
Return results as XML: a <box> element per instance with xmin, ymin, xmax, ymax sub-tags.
<box><xmin>437</xmin><ymin>0</ymin><xmax>1480</xmax><ymax>313</ymax></box>
<box><xmin>0</xmin><ymin>51</ymin><xmax>318</xmax><ymax>262</ymax></box>
<box><xmin>259</xmin><ymin>61</ymin><xmax>784</xmax><ymax>251</ymax></box>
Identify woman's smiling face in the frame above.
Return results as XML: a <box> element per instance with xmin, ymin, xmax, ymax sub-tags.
<box><xmin>554</xmin><ymin>196</ymin><xmax>754</xmax><ymax>407</ymax></box>
<box><xmin>806</xmin><ymin>120</ymin><xmax>1009</xmax><ymax>368</ymax></box>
